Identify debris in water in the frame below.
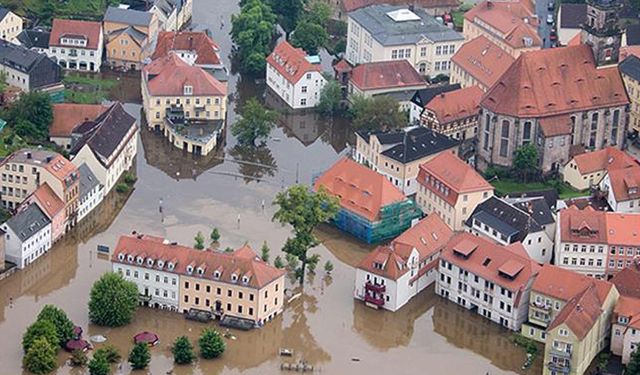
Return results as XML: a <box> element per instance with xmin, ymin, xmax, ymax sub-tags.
<box><xmin>89</xmin><ymin>335</ymin><xmax>107</xmax><ymax>343</ymax></box>
<box><xmin>351</xmin><ymin>357</ymin><xmax>360</xmax><ymax>362</ymax></box>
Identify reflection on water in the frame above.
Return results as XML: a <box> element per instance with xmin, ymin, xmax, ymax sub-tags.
<box><xmin>227</xmin><ymin>144</ymin><xmax>278</xmax><ymax>184</ymax></box>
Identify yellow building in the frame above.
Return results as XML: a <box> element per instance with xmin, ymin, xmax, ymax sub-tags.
<box><xmin>521</xmin><ymin>265</ymin><xmax>619</xmax><ymax>375</ymax></box>
<box><xmin>142</xmin><ymin>53</ymin><xmax>227</xmax><ymax>156</ymax></box>
<box><xmin>562</xmin><ymin>147</ymin><xmax>637</xmax><ymax>191</ymax></box>
<box><xmin>0</xmin><ymin>8</ymin><xmax>22</xmax><ymax>42</ymax></box>
<box><xmin>103</xmin><ymin>6</ymin><xmax>158</xmax><ymax>70</ymax></box>
<box><xmin>620</xmin><ymin>55</ymin><xmax>640</xmax><ymax>132</ymax></box>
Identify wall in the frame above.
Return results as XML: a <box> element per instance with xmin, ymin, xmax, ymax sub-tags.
<box><xmin>106</xmin><ymin>32</ymin><xmax>145</xmax><ymax>69</ymax></box>
<box><xmin>0</xmin><ymin>11</ymin><xmax>22</xmax><ymax>41</ymax></box>
<box><xmin>0</xmin><ymin>63</ymin><xmax>29</xmax><ymax>91</ymax></box>
<box><xmin>47</xmin><ymin>29</ymin><xmax>103</xmax><ymax>72</ymax></box>
<box><xmin>562</xmin><ymin>159</ymin><xmax>605</xmax><ymax>191</ymax></box>
<box><xmin>1</xmin><ymin>222</ymin><xmax>51</xmax><ymax>269</ymax></box>
<box><xmin>78</xmin><ymin>184</ymin><xmax>104</xmax><ymax>222</ymax></box>
<box><xmin>622</xmin><ymin>73</ymin><xmax>640</xmax><ymax>132</ymax></box>
<box><xmin>114</xmin><ymin>261</ymin><xmax>181</xmax><ymax>310</ymax></box>
<box><xmin>0</xmin><ymin>162</ymin><xmax>39</xmax><ymax>209</ymax></box>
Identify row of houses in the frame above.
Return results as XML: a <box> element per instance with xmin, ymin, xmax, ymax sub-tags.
<box><xmin>0</xmin><ymin>102</ymin><xmax>138</xmax><ymax>271</ymax></box>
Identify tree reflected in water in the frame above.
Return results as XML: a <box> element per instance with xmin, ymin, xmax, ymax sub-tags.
<box><xmin>228</xmin><ymin>144</ymin><xmax>278</xmax><ymax>184</ymax></box>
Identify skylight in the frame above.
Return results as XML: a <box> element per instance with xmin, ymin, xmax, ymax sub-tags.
<box><xmin>386</xmin><ymin>9</ymin><xmax>420</xmax><ymax>22</ymax></box>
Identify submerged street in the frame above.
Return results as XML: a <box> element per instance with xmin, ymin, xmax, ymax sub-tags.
<box><xmin>0</xmin><ymin>1</ymin><xmax>541</xmax><ymax>374</ymax></box>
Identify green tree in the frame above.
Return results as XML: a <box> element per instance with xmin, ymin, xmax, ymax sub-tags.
<box><xmin>513</xmin><ymin>144</ymin><xmax>539</xmax><ymax>183</ymax></box>
<box><xmin>231</xmin><ymin>98</ymin><xmax>278</xmax><ymax>146</ymax></box>
<box><xmin>274</xmin><ymin>255</ymin><xmax>285</xmax><ymax>269</ymax></box>
<box><xmin>260</xmin><ymin>241</ymin><xmax>270</xmax><ymax>263</ymax></box>
<box><xmin>269</xmin><ymin>0</ymin><xmax>304</xmax><ymax>35</ymax></box>
<box><xmin>291</xmin><ymin>20</ymin><xmax>328</xmax><ymax>55</ymax></box>
<box><xmin>317</xmin><ymin>79</ymin><xmax>343</xmax><ymax>116</ymax></box>
<box><xmin>224</xmin><ymin>247</ymin><xmax>234</xmax><ymax>252</ymax></box>
<box><xmin>349</xmin><ymin>95</ymin><xmax>405</xmax><ymax>130</ymax></box>
<box><xmin>194</xmin><ymin>231</ymin><xmax>205</xmax><ymax>250</ymax></box>
<box><xmin>324</xmin><ymin>260</ymin><xmax>334</xmax><ymax>274</ymax></box>
<box><xmin>128</xmin><ymin>343</ymin><xmax>151</xmax><ymax>370</ymax></box>
<box><xmin>8</xmin><ymin>92</ymin><xmax>53</xmax><ymax>143</ymax></box>
<box><xmin>70</xmin><ymin>349</ymin><xmax>88</xmax><ymax>367</ymax></box>
<box><xmin>23</xmin><ymin>337</ymin><xmax>57</xmax><ymax>375</ymax></box>
<box><xmin>210</xmin><ymin>228</ymin><xmax>221</xmax><ymax>242</ymax></box>
<box><xmin>22</xmin><ymin>319</ymin><xmax>59</xmax><ymax>353</ymax></box>
<box><xmin>628</xmin><ymin>349</ymin><xmax>640</xmax><ymax>375</ymax></box>
<box><xmin>306</xmin><ymin>253</ymin><xmax>320</xmax><ymax>273</ymax></box>
<box><xmin>304</xmin><ymin>1</ymin><xmax>332</xmax><ymax>27</ymax></box>
<box><xmin>231</xmin><ymin>0</ymin><xmax>277</xmax><ymax>75</ymax></box>
<box><xmin>199</xmin><ymin>328</ymin><xmax>226</xmax><ymax>359</ymax></box>
<box><xmin>88</xmin><ymin>272</ymin><xmax>138</xmax><ymax>327</ymax></box>
<box><xmin>94</xmin><ymin>344</ymin><xmax>121</xmax><ymax>363</ymax></box>
<box><xmin>88</xmin><ymin>354</ymin><xmax>110</xmax><ymax>375</ymax></box>
<box><xmin>37</xmin><ymin>305</ymin><xmax>75</xmax><ymax>346</ymax></box>
<box><xmin>172</xmin><ymin>336</ymin><xmax>195</xmax><ymax>365</ymax></box>
<box><xmin>273</xmin><ymin>185</ymin><xmax>340</xmax><ymax>284</ymax></box>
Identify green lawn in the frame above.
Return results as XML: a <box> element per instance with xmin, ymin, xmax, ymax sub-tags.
<box><xmin>63</xmin><ymin>75</ymin><xmax>118</xmax><ymax>89</ymax></box>
<box><xmin>0</xmin><ymin>128</ymin><xmax>28</xmax><ymax>157</ymax></box>
<box><xmin>452</xmin><ymin>4</ymin><xmax>473</xmax><ymax>29</ymax></box>
<box><xmin>491</xmin><ymin>179</ymin><xmax>588</xmax><ymax>200</ymax></box>
<box><xmin>63</xmin><ymin>74</ymin><xmax>117</xmax><ymax>104</ymax></box>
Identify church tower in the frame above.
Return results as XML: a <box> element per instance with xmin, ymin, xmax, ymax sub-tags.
<box><xmin>580</xmin><ymin>0</ymin><xmax>623</xmax><ymax>66</ymax></box>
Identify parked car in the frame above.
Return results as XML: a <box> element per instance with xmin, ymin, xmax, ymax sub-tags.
<box><xmin>549</xmin><ymin>30</ymin><xmax>558</xmax><ymax>42</ymax></box>
<box><xmin>546</xmin><ymin>14</ymin><xmax>554</xmax><ymax>24</ymax></box>
<box><xmin>547</xmin><ymin>2</ymin><xmax>555</xmax><ymax>11</ymax></box>
<box><xmin>443</xmin><ymin>13</ymin><xmax>453</xmax><ymax>24</ymax></box>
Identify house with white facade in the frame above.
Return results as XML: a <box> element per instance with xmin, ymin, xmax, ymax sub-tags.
<box><xmin>77</xmin><ymin>163</ymin><xmax>104</xmax><ymax>222</ymax></box>
<box><xmin>266</xmin><ymin>40</ymin><xmax>326</xmax><ymax>109</ymax></box>
<box><xmin>150</xmin><ymin>0</ymin><xmax>192</xmax><ymax>31</ymax></box>
<box><xmin>437</xmin><ymin>232</ymin><xmax>541</xmax><ymax>331</ymax></box>
<box><xmin>70</xmin><ymin>103</ymin><xmax>138</xmax><ymax>195</ymax></box>
<box><xmin>48</xmin><ymin>19</ymin><xmax>103</xmax><ymax>72</ymax></box>
<box><xmin>1</xmin><ymin>204</ymin><xmax>51</xmax><ymax>269</ymax></box>
<box><xmin>611</xmin><ymin>295</ymin><xmax>640</xmax><ymax>365</ymax></box>
<box><xmin>600</xmin><ymin>165</ymin><xmax>640</xmax><ymax>213</ymax></box>
<box><xmin>346</xmin><ymin>5</ymin><xmax>464</xmax><ymax>76</ymax></box>
<box><xmin>354</xmin><ymin>215</ymin><xmax>453</xmax><ymax>311</ymax></box>
<box><xmin>0</xmin><ymin>7</ymin><xmax>22</xmax><ymax>42</ymax></box>
<box><xmin>466</xmin><ymin>196</ymin><xmax>555</xmax><ymax>264</ymax></box>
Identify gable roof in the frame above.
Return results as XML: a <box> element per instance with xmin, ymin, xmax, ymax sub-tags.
<box><xmin>108</xmin><ymin>26</ymin><xmax>148</xmax><ymax>46</ymax></box>
<box><xmin>450</xmin><ymin>36</ymin><xmax>515</xmax><ymax>90</ymax></box>
<box><xmin>266</xmin><ymin>40</ymin><xmax>321</xmax><ymax>85</ymax></box>
<box><xmin>506</xmin><ymin>189</ymin><xmax>559</xmax><ymax>210</ymax></box>
<box><xmin>313</xmin><ymin>157</ymin><xmax>407</xmax><ymax>221</ymax></box>
<box><xmin>29</xmin><ymin>182</ymin><xmax>64</xmax><ymax>219</ymax></box>
<box><xmin>0</xmin><ymin>7</ymin><xmax>9</xmax><ymax>22</ymax></box>
<box><xmin>350</xmin><ymin>60</ymin><xmax>426</xmax><ymax>91</ymax></box>
<box><xmin>16</xmin><ymin>29</ymin><xmax>50</xmax><ymax>50</ymax></box>
<box><xmin>466</xmin><ymin>196</ymin><xmax>544</xmax><ymax>243</ymax></box>
<box><xmin>619</xmin><ymin>54</ymin><xmax>640</xmax><ymax>82</ymax></box>
<box><xmin>0</xmin><ymin>41</ymin><xmax>54</xmax><ymax>75</ymax></box>
<box><xmin>424</xmin><ymin>85</ymin><xmax>483</xmax><ymax>124</ymax></box>
<box><xmin>559</xmin><ymin>3</ymin><xmax>587</xmax><ymax>29</ymax></box>
<box><xmin>418</xmin><ymin>152</ymin><xmax>493</xmax><ymax>194</ymax></box>
<box><xmin>49</xmin><ymin>19</ymin><xmax>102</xmax><ymax>50</ymax></box>
<box><xmin>410</xmin><ymin>84</ymin><xmax>461</xmax><ymax>108</ymax></box>
<box><xmin>50</xmin><ymin>103</ymin><xmax>109</xmax><ymax>138</ymax></box>
<box><xmin>614</xmin><ymin>296</ymin><xmax>640</xmax><ymax>329</ymax></box>
<box><xmin>570</xmin><ymin>147</ymin><xmax>637</xmax><ymax>175</ymax></box>
<box><xmin>627</xmin><ymin>24</ymin><xmax>640</xmax><ymax>46</ymax></box>
<box><xmin>505</xmin><ymin>196</ymin><xmax>555</xmax><ymax>226</ymax></box>
<box><xmin>342</xmin><ymin>0</ymin><xmax>460</xmax><ymax>13</ymax></box>
<box><xmin>482</xmin><ymin>45</ymin><xmax>629</xmax><ymax>118</ymax></box>
<box><xmin>606</xmin><ymin>165</ymin><xmax>640</xmax><ymax>202</ymax></box>
<box><xmin>611</xmin><ymin>265</ymin><xmax>640</xmax><ymax>299</ymax></box>
<box><xmin>78</xmin><ymin>163</ymin><xmax>100</xmax><ymax>199</ymax></box>
<box><xmin>104</xmin><ymin>6</ymin><xmax>154</xmax><ymax>27</ymax></box>
<box><xmin>548</xmin><ymin>285</ymin><xmax>607</xmax><ymax>340</ymax></box>
<box><xmin>112</xmin><ymin>234</ymin><xmax>285</xmax><ymax>289</ymax></box>
<box><xmin>533</xmin><ymin>264</ymin><xmax>612</xmax><ymax>302</ymax></box>
<box><xmin>152</xmin><ymin>31</ymin><xmax>221</xmax><ymax>66</ymax></box>
<box><xmin>4</xmin><ymin>204</ymin><xmax>50</xmax><ymax>242</ymax></box>
<box><xmin>559</xmin><ymin>206</ymin><xmax>607</xmax><ymax>244</ymax></box>
<box><xmin>144</xmin><ymin>53</ymin><xmax>226</xmax><ymax>96</ymax></box>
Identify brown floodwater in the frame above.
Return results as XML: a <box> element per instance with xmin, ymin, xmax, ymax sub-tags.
<box><xmin>0</xmin><ymin>1</ymin><xmax>542</xmax><ymax>374</ymax></box>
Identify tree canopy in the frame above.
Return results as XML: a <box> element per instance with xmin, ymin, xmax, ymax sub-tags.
<box><xmin>349</xmin><ymin>95</ymin><xmax>405</xmax><ymax>130</ymax></box>
<box><xmin>231</xmin><ymin>0</ymin><xmax>277</xmax><ymax>75</ymax></box>
<box><xmin>22</xmin><ymin>319</ymin><xmax>59</xmax><ymax>353</ymax></box>
<box><xmin>7</xmin><ymin>92</ymin><xmax>53</xmax><ymax>143</ymax></box>
<box><xmin>37</xmin><ymin>305</ymin><xmax>75</xmax><ymax>346</ymax></box>
<box><xmin>268</xmin><ymin>0</ymin><xmax>303</xmax><ymax>34</ymax></box>
<box><xmin>172</xmin><ymin>336</ymin><xmax>195</xmax><ymax>365</ymax></box>
<box><xmin>88</xmin><ymin>272</ymin><xmax>139</xmax><ymax>327</ymax></box>
<box><xmin>513</xmin><ymin>144</ymin><xmax>539</xmax><ymax>183</ymax></box>
<box><xmin>291</xmin><ymin>20</ymin><xmax>328</xmax><ymax>55</ymax></box>
<box><xmin>317</xmin><ymin>79</ymin><xmax>343</xmax><ymax>116</ymax></box>
<box><xmin>231</xmin><ymin>98</ymin><xmax>278</xmax><ymax>146</ymax></box>
<box><xmin>128</xmin><ymin>342</ymin><xmax>151</xmax><ymax>370</ymax></box>
<box><xmin>88</xmin><ymin>354</ymin><xmax>110</xmax><ymax>375</ymax></box>
<box><xmin>628</xmin><ymin>349</ymin><xmax>640</xmax><ymax>375</ymax></box>
<box><xmin>199</xmin><ymin>328</ymin><xmax>226</xmax><ymax>359</ymax></box>
<box><xmin>23</xmin><ymin>336</ymin><xmax>57</xmax><ymax>375</ymax></box>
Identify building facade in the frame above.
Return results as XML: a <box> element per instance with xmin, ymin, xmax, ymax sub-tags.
<box><xmin>620</xmin><ymin>55</ymin><xmax>640</xmax><ymax>133</ymax></box>
<box><xmin>421</xmin><ymin>85</ymin><xmax>483</xmax><ymax>141</ymax></box>
<box><xmin>0</xmin><ymin>41</ymin><xmax>62</xmax><ymax>92</ymax></box>
<box><xmin>77</xmin><ymin>163</ymin><xmax>104</xmax><ymax>222</ymax></box>
<box><xmin>20</xmin><ymin>183</ymin><xmax>65</xmax><ymax>243</ymax></box>
<box><xmin>103</xmin><ymin>6</ymin><xmax>158</xmax><ymax>70</ymax></box>
<box><xmin>611</xmin><ymin>296</ymin><xmax>640</xmax><ymax>364</ymax></box>
<box><xmin>1</xmin><ymin>204</ymin><xmax>51</xmax><ymax>269</ymax></box>
<box><xmin>48</xmin><ymin>19</ymin><xmax>103</xmax><ymax>72</ymax></box>
<box><xmin>562</xmin><ymin>147</ymin><xmax>637</xmax><ymax>191</ymax></box>
<box><xmin>600</xmin><ymin>165</ymin><xmax>640</xmax><ymax>213</ymax></box>
<box><xmin>0</xmin><ymin>8</ymin><xmax>22</xmax><ymax>41</ymax></box>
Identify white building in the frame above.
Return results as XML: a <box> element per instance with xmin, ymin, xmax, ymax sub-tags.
<box><xmin>70</xmin><ymin>103</ymin><xmax>138</xmax><ymax>195</ymax></box>
<box><xmin>437</xmin><ymin>232</ymin><xmax>540</xmax><ymax>331</ymax></box>
<box><xmin>0</xmin><ymin>7</ymin><xmax>22</xmax><ymax>42</ymax></box>
<box><xmin>346</xmin><ymin>5</ymin><xmax>464</xmax><ymax>76</ymax></box>
<box><xmin>77</xmin><ymin>163</ymin><xmax>104</xmax><ymax>222</ymax></box>
<box><xmin>600</xmin><ymin>165</ymin><xmax>640</xmax><ymax>213</ymax></box>
<box><xmin>611</xmin><ymin>295</ymin><xmax>640</xmax><ymax>365</ymax></box>
<box><xmin>266</xmin><ymin>40</ymin><xmax>326</xmax><ymax>109</ymax></box>
<box><xmin>1</xmin><ymin>204</ymin><xmax>51</xmax><ymax>269</ymax></box>
<box><xmin>354</xmin><ymin>215</ymin><xmax>453</xmax><ymax>311</ymax></box>
<box><xmin>48</xmin><ymin>19</ymin><xmax>103</xmax><ymax>72</ymax></box>
<box><xmin>465</xmin><ymin>196</ymin><xmax>555</xmax><ymax>264</ymax></box>
<box><xmin>150</xmin><ymin>0</ymin><xmax>192</xmax><ymax>31</ymax></box>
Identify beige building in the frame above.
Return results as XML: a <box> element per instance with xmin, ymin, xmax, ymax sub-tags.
<box><xmin>0</xmin><ymin>8</ymin><xmax>22</xmax><ymax>41</ymax></box>
<box><xmin>562</xmin><ymin>147</ymin><xmax>637</xmax><ymax>191</ymax></box>
<box><xmin>103</xmin><ymin>6</ymin><xmax>158</xmax><ymax>70</ymax></box>
<box><xmin>421</xmin><ymin>85</ymin><xmax>483</xmax><ymax>141</ymax></box>
<box><xmin>416</xmin><ymin>152</ymin><xmax>493</xmax><ymax>231</ymax></box>
<box><xmin>354</xmin><ymin>126</ymin><xmax>459</xmax><ymax>196</ymax></box>
<box><xmin>620</xmin><ymin>55</ymin><xmax>640</xmax><ymax>132</ymax></box>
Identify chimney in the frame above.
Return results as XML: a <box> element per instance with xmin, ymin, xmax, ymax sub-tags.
<box><xmin>45</xmin><ymin>156</ymin><xmax>53</xmax><ymax>163</ymax></box>
<box><xmin>440</xmin><ymin>93</ymin><xmax>445</xmax><ymax>98</ymax></box>
<box><xmin>409</xmin><ymin>4</ymin><xmax>414</xmax><ymax>11</ymax></box>
<box><xmin>487</xmin><ymin>0</ymin><xmax>493</xmax><ymax>9</ymax></box>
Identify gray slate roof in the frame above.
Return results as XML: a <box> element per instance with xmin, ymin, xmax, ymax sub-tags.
<box><xmin>78</xmin><ymin>163</ymin><xmax>100</xmax><ymax>199</ymax></box>
<box><xmin>559</xmin><ymin>3</ymin><xmax>587</xmax><ymax>29</ymax></box>
<box><xmin>109</xmin><ymin>26</ymin><xmax>148</xmax><ymax>45</ymax></box>
<box><xmin>5</xmin><ymin>204</ymin><xmax>50</xmax><ymax>242</ymax></box>
<box><xmin>0</xmin><ymin>7</ymin><xmax>10</xmax><ymax>22</ymax></box>
<box><xmin>16</xmin><ymin>29</ymin><xmax>51</xmax><ymax>49</ymax></box>
<box><xmin>466</xmin><ymin>196</ymin><xmax>544</xmax><ymax>243</ymax></box>
<box><xmin>505</xmin><ymin>196</ymin><xmax>555</xmax><ymax>226</ymax></box>
<box><xmin>349</xmin><ymin>4</ymin><xmax>463</xmax><ymax>46</ymax></box>
<box><xmin>620</xmin><ymin>55</ymin><xmax>640</xmax><ymax>82</ymax></box>
<box><xmin>357</xmin><ymin>126</ymin><xmax>459</xmax><ymax>163</ymax></box>
<box><xmin>0</xmin><ymin>41</ymin><xmax>51</xmax><ymax>74</ymax></box>
<box><xmin>105</xmin><ymin>6</ymin><xmax>153</xmax><ymax>27</ymax></box>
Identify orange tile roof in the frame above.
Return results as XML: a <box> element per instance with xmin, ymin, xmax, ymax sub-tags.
<box><xmin>611</xmin><ymin>265</ymin><xmax>640</xmax><ymax>298</ymax></box>
<box><xmin>357</xmin><ymin>245</ymin><xmax>407</xmax><ymax>280</ymax></box>
<box><xmin>559</xmin><ymin>206</ymin><xmax>607</xmax><ymax>244</ymax></box>
<box><xmin>50</xmin><ymin>104</ymin><xmax>108</xmax><ymax>138</ymax></box>
<box><xmin>532</xmin><ymin>264</ymin><xmax>612</xmax><ymax>302</ymax></box>
<box><xmin>620</xmin><ymin>46</ymin><xmax>640</xmax><ymax>60</ymax></box>
<box><xmin>266</xmin><ymin>40</ymin><xmax>321</xmax><ymax>85</ymax></box>
<box><xmin>152</xmin><ymin>31</ymin><xmax>221</xmax><ymax>66</ymax></box>
<box><xmin>144</xmin><ymin>53</ymin><xmax>226</xmax><ymax>96</ymax></box>
<box><xmin>464</xmin><ymin>0</ymin><xmax>541</xmax><ymax>50</ymax></box>
<box><xmin>614</xmin><ymin>295</ymin><xmax>640</xmax><ymax>329</ymax></box>
<box><xmin>539</xmin><ymin>114</ymin><xmax>572</xmax><ymax>137</ymax></box>
<box><xmin>567</xmin><ymin>32</ymin><xmax>582</xmax><ymax>46</ymax></box>
<box><xmin>605</xmin><ymin>213</ymin><xmax>640</xmax><ymax>246</ymax></box>
<box><xmin>482</xmin><ymin>45</ymin><xmax>629</xmax><ymax>118</ymax></box>
<box><xmin>450</xmin><ymin>35</ymin><xmax>515</xmax><ymax>89</ymax></box>
<box><xmin>29</xmin><ymin>182</ymin><xmax>64</xmax><ymax>218</ymax></box>
<box><xmin>571</xmin><ymin>147</ymin><xmax>638</xmax><ymax>175</ymax></box>
<box><xmin>606</xmin><ymin>166</ymin><xmax>640</xmax><ymax>203</ymax></box>
<box><xmin>440</xmin><ymin>232</ymin><xmax>540</xmax><ymax>292</ymax></box>
<box><xmin>41</xmin><ymin>153</ymin><xmax>78</xmax><ymax>187</ymax></box>
<box><xmin>49</xmin><ymin>19</ymin><xmax>102</xmax><ymax>50</ymax></box>
<box><xmin>314</xmin><ymin>157</ymin><xmax>407</xmax><ymax>221</ymax></box>
<box><xmin>112</xmin><ymin>234</ymin><xmax>285</xmax><ymax>289</ymax></box>
<box><xmin>548</xmin><ymin>285</ymin><xmax>608</xmax><ymax>340</ymax></box>
<box><xmin>350</xmin><ymin>60</ymin><xmax>426</xmax><ymax>91</ymax></box>
<box><xmin>424</xmin><ymin>85</ymin><xmax>483</xmax><ymax>124</ymax></box>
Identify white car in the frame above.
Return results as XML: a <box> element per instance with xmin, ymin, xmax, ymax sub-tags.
<box><xmin>546</xmin><ymin>14</ymin><xmax>554</xmax><ymax>24</ymax></box>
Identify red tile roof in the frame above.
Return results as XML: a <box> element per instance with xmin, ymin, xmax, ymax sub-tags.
<box><xmin>532</xmin><ymin>264</ymin><xmax>612</xmax><ymax>302</ymax></box>
<box><xmin>571</xmin><ymin>147</ymin><xmax>637</xmax><ymax>175</ymax></box>
<box><xmin>49</xmin><ymin>19</ymin><xmax>102</xmax><ymax>50</ymax></box>
<box><xmin>614</xmin><ymin>295</ymin><xmax>640</xmax><ymax>329</ymax></box>
<box><xmin>559</xmin><ymin>206</ymin><xmax>607</xmax><ymax>244</ymax></box>
<box><xmin>620</xmin><ymin>45</ymin><xmax>640</xmax><ymax>60</ymax></box>
<box><xmin>313</xmin><ymin>157</ymin><xmax>407</xmax><ymax>221</ymax></box>
<box><xmin>482</xmin><ymin>45</ymin><xmax>629</xmax><ymax>118</ymax></box>
<box><xmin>42</xmin><ymin>153</ymin><xmax>78</xmax><ymax>187</ymax></box>
<box><xmin>350</xmin><ymin>60</ymin><xmax>426</xmax><ymax>91</ymax></box>
<box><xmin>424</xmin><ymin>85</ymin><xmax>483</xmax><ymax>124</ymax></box>
<box><xmin>464</xmin><ymin>0</ymin><xmax>540</xmax><ymax>50</ymax></box>
<box><xmin>357</xmin><ymin>215</ymin><xmax>453</xmax><ymax>280</ymax></box>
<box><xmin>548</xmin><ymin>285</ymin><xmax>608</xmax><ymax>340</ymax></box>
<box><xmin>144</xmin><ymin>53</ymin><xmax>226</xmax><ymax>96</ymax></box>
<box><xmin>611</xmin><ymin>265</ymin><xmax>640</xmax><ymax>298</ymax></box>
<box><xmin>112</xmin><ymin>234</ymin><xmax>285</xmax><ymax>289</ymax></box>
<box><xmin>606</xmin><ymin>166</ymin><xmax>640</xmax><ymax>203</ymax></box>
<box><xmin>538</xmin><ymin>114</ymin><xmax>572</xmax><ymax>137</ymax></box>
<box><xmin>450</xmin><ymin>36</ymin><xmax>515</xmax><ymax>89</ymax></box>
<box><xmin>605</xmin><ymin>213</ymin><xmax>640</xmax><ymax>246</ymax></box>
<box><xmin>266</xmin><ymin>40</ymin><xmax>321</xmax><ymax>85</ymax></box>
<box><xmin>152</xmin><ymin>31</ymin><xmax>221</xmax><ymax>66</ymax></box>
<box><xmin>50</xmin><ymin>104</ymin><xmax>109</xmax><ymax>138</ymax></box>
<box><xmin>333</xmin><ymin>59</ymin><xmax>352</xmax><ymax>73</ymax></box>
<box><xmin>29</xmin><ymin>183</ymin><xmax>64</xmax><ymax>219</ymax></box>
<box><xmin>440</xmin><ymin>232</ymin><xmax>540</xmax><ymax>292</ymax></box>
<box><xmin>342</xmin><ymin>0</ymin><xmax>459</xmax><ymax>12</ymax></box>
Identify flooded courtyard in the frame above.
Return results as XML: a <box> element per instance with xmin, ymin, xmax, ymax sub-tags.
<box><xmin>0</xmin><ymin>1</ymin><xmax>541</xmax><ymax>374</ymax></box>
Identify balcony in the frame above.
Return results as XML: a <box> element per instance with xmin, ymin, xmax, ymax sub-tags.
<box><xmin>364</xmin><ymin>294</ymin><xmax>384</xmax><ymax>307</ymax></box>
<box><xmin>530</xmin><ymin>300</ymin><xmax>552</xmax><ymax>311</ymax></box>
<box><xmin>550</xmin><ymin>348</ymin><xmax>572</xmax><ymax>359</ymax></box>
<box><xmin>547</xmin><ymin>361</ymin><xmax>571</xmax><ymax>374</ymax></box>
<box><xmin>365</xmin><ymin>281</ymin><xmax>386</xmax><ymax>293</ymax></box>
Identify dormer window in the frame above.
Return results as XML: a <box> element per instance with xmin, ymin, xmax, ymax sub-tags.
<box><xmin>157</xmin><ymin>260</ymin><xmax>165</xmax><ymax>269</ymax></box>
<box><xmin>186</xmin><ymin>265</ymin><xmax>194</xmax><ymax>274</ymax></box>
<box><xmin>213</xmin><ymin>271</ymin><xmax>221</xmax><ymax>279</ymax></box>
<box><xmin>118</xmin><ymin>253</ymin><xmax>125</xmax><ymax>261</ymax></box>
<box><xmin>127</xmin><ymin>255</ymin><xmax>134</xmax><ymax>263</ymax></box>
<box><xmin>136</xmin><ymin>256</ymin><xmax>144</xmax><ymax>265</ymax></box>
<box><xmin>231</xmin><ymin>274</ymin><xmax>238</xmax><ymax>282</ymax></box>
<box><xmin>619</xmin><ymin>316</ymin><xmax>630</xmax><ymax>325</ymax></box>
<box><xmin>184</xmin><ymin>85</ymin><xmax>193</xmax><ymax>96</ymax></box>
<box><xmin>242</xmin><ymin>276</ymin><xmax>249</xmax><ymax>284</ymax></box>
<box><xmin>197</xmin><ymin>267</ymin><xmax>204</xmax><ymax>276</ymax></box>
<box><xmin>147</xmin><ymin>258</ymin><xmax>154</xmax><ymax>267</ymax></box>
<box><xmin>167</xmin><ymin>262</ymin><xmax>175</xmax><ymax>271</ymax></box>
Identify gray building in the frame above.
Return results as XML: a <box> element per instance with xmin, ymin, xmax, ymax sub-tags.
<box><xmin>0</xmin><ymin>41</ymin><xmax>61</xmax><ymax>92</ymax></box>
<box><xmin>1</xmin><ymin>204</ymin><xmax>51</xmax><ymax>269</ymax></box>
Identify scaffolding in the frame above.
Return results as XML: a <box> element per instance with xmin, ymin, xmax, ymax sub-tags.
<box><xmin>332</xmin><ymin>199</ymin><xmax>423</xmax><ymax>244</ymax></box>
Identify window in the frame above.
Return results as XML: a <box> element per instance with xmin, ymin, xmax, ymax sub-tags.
<box><xmin>183</xmin><ymin>85</ymin><xmax>193</xmax><ymax>95</ymax></box>
<box><xmin>306</xmin><ymin>73</ymin><xmax>311</xmax><ymax>79</ymax></box>
<box><xmin>300</xmin><ymin>98</ymin><xmax>307</xmax><ymax>106</ymax></box>
<box><xmin>483</xmin><ymin>114</ymin><xmax>491</xmax><ymax>151</ymax></box>
<box><xmin>227</xmin><ymin>290</ymin><xmax>232</xmax><ymax>297</ymax></box>
<box><xmin>522</xmin><ymin>121</ymin><xmax>532</xmax><ymax>144</ymax></box>
<box><xmin>436</xmin><ymin>46</ymin><xmax>442</xmax><ymax>55</ymax></box>
<box><xmin>420</xmin><ymin>46</ymin><xmax>427</xmax><ymax>57</ymax></box>
<box><xmin>301</xmin><ymin>86</ymin><xmax>307</xmax><ymax>93</ymax></box>
<box><xmin>499</xmin><ymin>120</ymin><xmax>510</xmax><ymax>157</ymax></box>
